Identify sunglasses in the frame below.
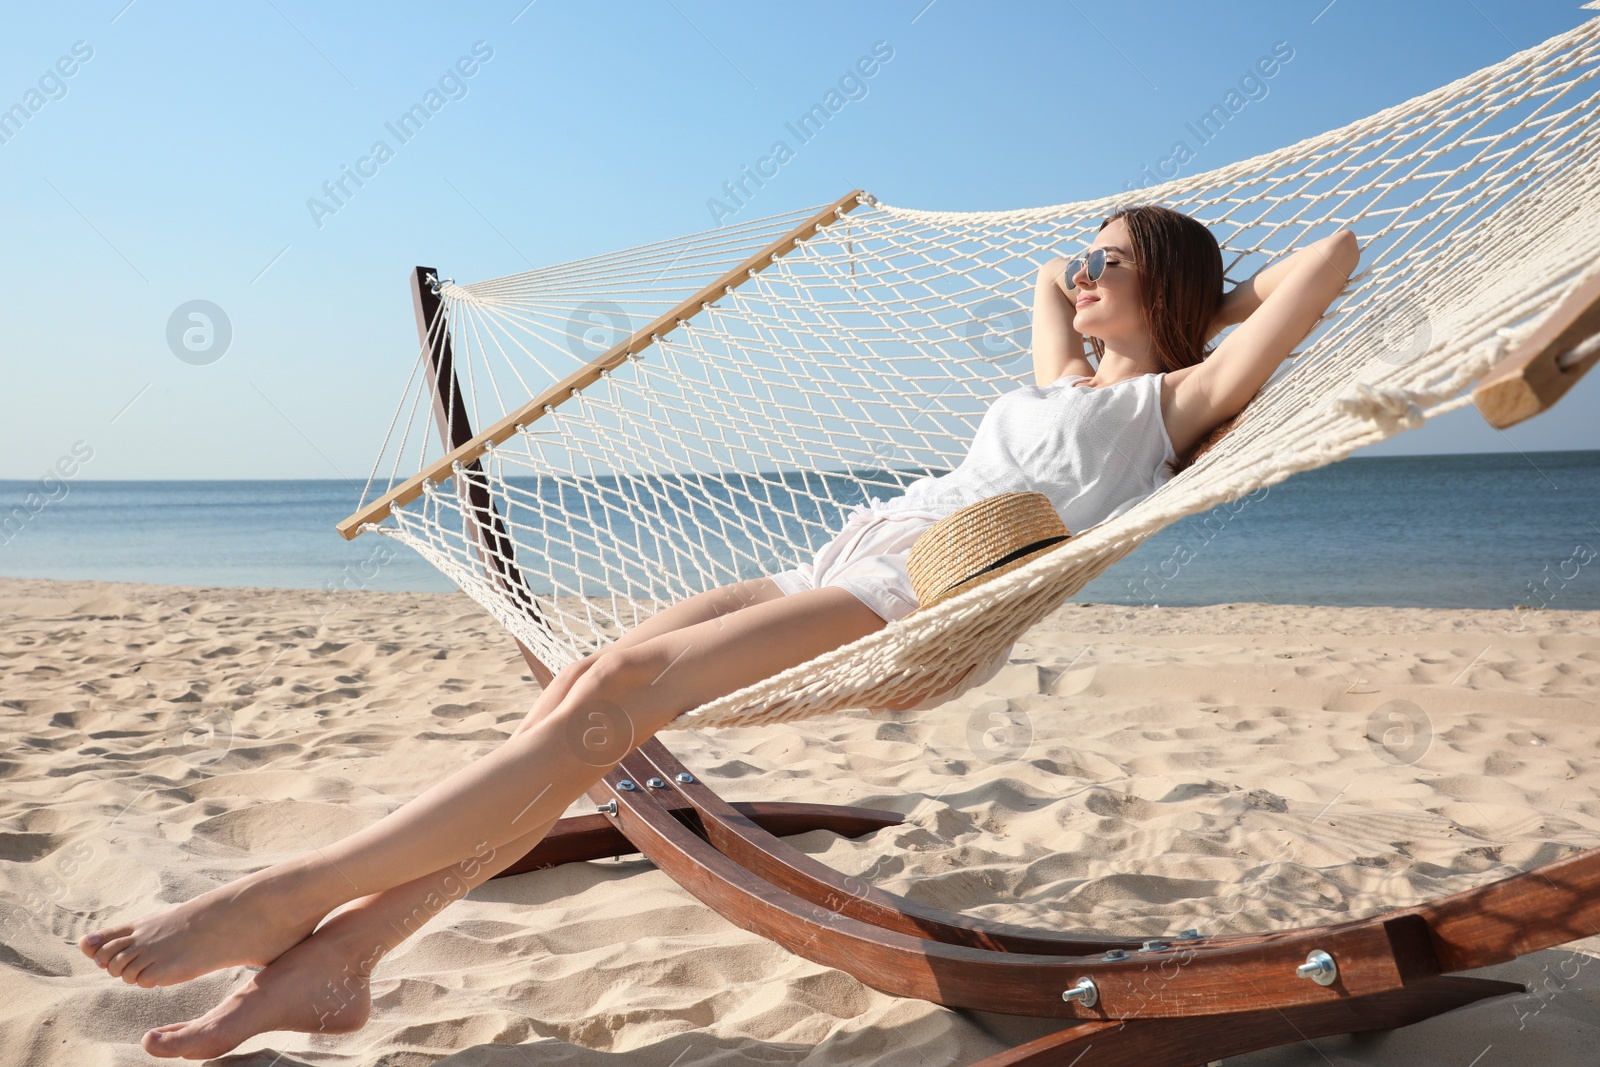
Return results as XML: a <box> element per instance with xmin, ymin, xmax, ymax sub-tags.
<box><xmin>1064</xmin><ymin>247</ymin><xmax>1133</xmax><ymax>285</ymax></box>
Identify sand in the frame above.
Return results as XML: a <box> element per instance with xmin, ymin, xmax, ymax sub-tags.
<box><xmin>2</xmin><ymin>574</ymin><xmax>1599</xmax><ymax>1066</ymax></box>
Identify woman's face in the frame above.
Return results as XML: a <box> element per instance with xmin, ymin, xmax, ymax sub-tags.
<box><xmin>1069</xmin><ymin>217</ymin><xmax>1143</xmax><ymax>344</ymax></box>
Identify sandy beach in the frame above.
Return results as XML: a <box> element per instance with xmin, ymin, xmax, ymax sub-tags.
<box><xmin>2</xmin><ymin>574</ymin><xmax>1599</xmax><ymax>1065</ymax></box>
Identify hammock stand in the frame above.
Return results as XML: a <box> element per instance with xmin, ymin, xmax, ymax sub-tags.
<box><xmin>337</xmin><ymin>13</ymin><xmax>1600</xmax><ymax>1056</ymax></box>
<box><xmin>355</xmin><ymin>223</ymin><xmax>1598</xmax><ymax>1064</ymax></box>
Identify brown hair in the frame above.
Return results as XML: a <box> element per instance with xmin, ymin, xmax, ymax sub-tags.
<box><xmin>1086</xmin><ymin>204</ymin><xmax>1224</xmax><ymax>374</ymax></box>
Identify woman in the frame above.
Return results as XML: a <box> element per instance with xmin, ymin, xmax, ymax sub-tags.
<box><xmin>78</xmin><ymin>205</ymin><xmax>1359</xmax><ymax>1058</ymax></box>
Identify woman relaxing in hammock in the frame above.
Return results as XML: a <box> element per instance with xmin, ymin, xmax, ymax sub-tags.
<box><xmin>77</xmin><ymin>204</ymin><xmax>1359</xmax><ymax>1058</ymax></box>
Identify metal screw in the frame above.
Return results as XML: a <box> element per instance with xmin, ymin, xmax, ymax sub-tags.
<box><xmin>1179</xmin><ymin>929</ymin><xmax>1202</xmax><ymax>940</ymax></box>
<box><xmin>1140</xmin><ymin>940</ymin><xmax>1169</xmax><ymax>952</ymax></box>
<box><xmin>1101</xmin><ymin>949</ymin><xmax>1128</xmax><ymax>961</ymax></box>
<box><xmin>646</xmin><ymin>777</ymin><xmax>667</xmax><ymax>789</ymax></box>
<box><xmin>1060</xmin><ymin>977</ymin><xmax>1099</xmax><ymax>1008</ymax></box>
<box><xmin>596</xmin><ymin>800</ymin><xmax>618</xmax><ymax>815</ymax></box>
<box><xmin>617</xmin><ymin>779</ymin><xmax>637</xmax><ymax>791</ymax></box>
<box><xmin>675</xmin><ymin>772</ymin><xmax>695</xmax><ymax>784</ymax></box>
<box><xmin>1296</xmin><ymin>949</ymin><xmax>1338</xmax><ymax>986</ymax></box>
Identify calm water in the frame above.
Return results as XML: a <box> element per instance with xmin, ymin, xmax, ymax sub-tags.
<box><xmin>1</xmin><ymin>450</ymin><xmax>1596</xmax><ymax>610</ymax></box>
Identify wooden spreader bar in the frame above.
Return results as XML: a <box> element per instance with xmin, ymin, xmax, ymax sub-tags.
<box><xmin>1471</xmin><ymin>266</ymin><xmax>1600</xmax><ymax>428</ymax></box>
<box><xmin>337</xmin><ymin>190</ymin><xmax>868</xmax><ymax>540</ymax></box>
<box><xmin>393</xmin><ymin>227</ymin><xmax>1596</xmax><ymax>1063</ymax></box>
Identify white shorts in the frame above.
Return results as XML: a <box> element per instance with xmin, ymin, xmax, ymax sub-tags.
<box><xmin>766</xmin><ymin>505</ymin><xmax>1015</xmax><ymax>710</ymax></box>
<box><xmin>768</xmin><ymin>506</ymin><xmax>937</xmax><ymax>623</ymax></box>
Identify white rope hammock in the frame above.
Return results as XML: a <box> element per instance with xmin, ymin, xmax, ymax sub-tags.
<box><xmin>349</xmin><ymin>12</ymin><xmax>1600</xmax><ymax>729</ymax></box>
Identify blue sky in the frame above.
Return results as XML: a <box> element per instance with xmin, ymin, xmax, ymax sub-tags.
<box><xmin>2</xmin><ymin>0</ymin><xmax>1596</xmax><ymax>482</ymax></box>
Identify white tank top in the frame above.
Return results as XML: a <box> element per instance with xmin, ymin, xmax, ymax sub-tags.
<box><xmin>853</xmin><ymin>371</ymin><xmax>1178</xmax><ymax>534</ymax></box>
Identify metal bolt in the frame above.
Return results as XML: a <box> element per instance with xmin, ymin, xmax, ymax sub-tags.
<box><xmin>1296</xmin><ymin>949</ymin><xmax>1338</xmax><ymax>986</ymax></box>
<box><xmin>596</xmin><ymin>800</ymin><xmax>618</xmax><ymax>815</ymax></box>
<box><xmin>675</xmin><ymin>772</ymin><xmax>695</xmax><ymax>784</ymax></box>
<box><xmin>1179</xmin><ymin>929</ymin><xmax>1202</xmax><ymax>940</ymax></box>
<box><xmin>1060</xmin><ymin>977</ymin><xmax>1099</xmax><ymax>1008</ymax></box>
<box><xmin>1101</xmin><ymin>949</ymin><xmax>1128</xmax><ymax>961</ymax></box>
<box><xmin>646</xmin><ymin>777</ymin><xmax>667</xmax><ymax>789</ymax></box>
<box><xmin>1140</xmin><ymin>940</ymin><xmax>1169</xmax><ymax>952</ymax></box>
<box><xmin>617</xmin><ymin>779</ymin><xmax>636</xmax><ymax>791</ymax></box>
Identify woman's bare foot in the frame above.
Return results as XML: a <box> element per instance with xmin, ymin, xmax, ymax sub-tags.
<box><xmin>140</xmin><ymin>924</ymin><xmax>376</xmax><ymax>1059</ymax></box>
<box><xmin>77</xmin><ymin>867</ymin><xmax>328</xmax><ymax>988</ymax></box>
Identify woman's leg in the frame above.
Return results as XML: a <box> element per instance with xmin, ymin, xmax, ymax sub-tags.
<box><xmin>135</xmin><ymin>695</ymin><xmax>582</xmax><ymax>1056</ymax></box>
<box><xmin>138</xmin><ymin>809</ymin><xmax>563</xmax><ymax>1058</ymax></box>
<box><xmin>133</xmin><ymin>577</ymin><xmax>794</xmax><ymax>1056</ymax></box>
<box><xmin>80</xmin><ymin>579</ymin><xmax>868</xmax><ymax>990</ymax></box>
<box><xmin>513</xmin><ymin>577</ymin><xmax>785</xmax><ymax>731</ymax></box>
<box><xmin>85</xmin><ymin>578</ymin><xmax>785</xmax><ymax>986</ymax></box>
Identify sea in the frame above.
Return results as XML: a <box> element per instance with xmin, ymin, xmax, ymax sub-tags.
<box><xmin>1</xmin><ymin>450</ymin><xmax>1596</xmax><ymax>611</ymax></box>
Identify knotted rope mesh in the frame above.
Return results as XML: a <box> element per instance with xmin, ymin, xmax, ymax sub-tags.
<box><xmin>354</xmin><ymin>14</ymin><xmax>1600</xmax><ymax>728</ymax></box>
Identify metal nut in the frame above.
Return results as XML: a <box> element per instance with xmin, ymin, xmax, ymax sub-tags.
<box><xmin>1102</xmin><ymin>949</ymin><xmax>1128</xmax><ymax>961</ymax></box>
<box><xmin>1060</xmin><ymin>977</ymin><xmax>1099</xmax><ymax>1008</ymax></box>
<box><xmin>675</xmin><ymin>772</ymin><xmax>695</xmax><ymax>784</ymax></box>
<box><xmin>1296</xmin><ymin>949</ymin><xmax>1338</xmax><ymax>986</ymax></box>
<box><xmin>646</xmin><ymin>777</ymin><xmax>667</xmax><ymax>789</ymax></box>
<box><xmin>617</xmin><ymin>779</ymin><xmax>637</xmax><ymax>791</ymax></box>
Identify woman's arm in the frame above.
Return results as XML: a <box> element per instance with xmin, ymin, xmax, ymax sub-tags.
<box><xmin>1169</xmin><ymin>229</ymin><xmax>1360</xmax><ymax>455</ymax></box>
<box><xmin>1031</xmin><ymin>258</ymin><xmax>1095</xmax><ymax>387</ymax></box>
<box><xmin>1207</xmin><ymin>232</ymin><xmax>1352</xmax><ymax>339</ymax></box>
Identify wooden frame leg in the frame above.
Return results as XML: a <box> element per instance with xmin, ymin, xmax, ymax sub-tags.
<box><xmin>492</xmin><ymin>799</ymin><xmax>902</xmax><ymax>877</ymax></box>
<box><xmin>970</xmin><ymin>976</ymin><xmax>1525</xmax><ymax>1067</ymax></box>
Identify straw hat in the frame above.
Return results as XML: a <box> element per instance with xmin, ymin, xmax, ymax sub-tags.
<box><xmin>904</xmin><ymin>491</ymin><xmax>1074</xmax><ymax>615</ymax></box>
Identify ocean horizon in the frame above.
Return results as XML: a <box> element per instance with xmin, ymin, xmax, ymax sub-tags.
<box><xmin>2</xmin><ymin>449</ymin><xmax>1596</xmax><ymax>612</ymax></box>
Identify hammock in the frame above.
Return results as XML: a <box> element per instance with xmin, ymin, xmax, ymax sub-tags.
<box><xmin>340</xmin><ymin>12</ymin><xmax>1600</xmax><ymax>730</ymax></box>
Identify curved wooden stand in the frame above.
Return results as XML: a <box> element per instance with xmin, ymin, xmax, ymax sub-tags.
<box><xmin>398</xmin><ymin>261</ymin><xmax>1597</xmax><ymax>1065</ymax></box>
<box><xmin>490</xmin><ymin>740</ymin><xmax>1600</xmax><ymax>1066</ymax></box>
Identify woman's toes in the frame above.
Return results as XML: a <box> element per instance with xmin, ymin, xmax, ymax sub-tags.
<box><xmin>142</xmin><ymin>1023</ymin><xmax>194</xmax><ymax>1058</ymax></box>
<box><xmin>106</xmin><ymin>947</ymin><xmax>140</xmax><ymax>979</ymax></box>
<box><xmin>143</xmin><ymin>1018</ymin><xmax>223</xmax><ymax>1059</ymax></box>
<box><xmin>93</xmin><ymin>935</ymin><xmax>134</xmax><ymax>968</ymax></box>
<box><xmin>82</xmin><ymin>925</ymin><xmax>128</xmax><ymax>956</ymax></box>
<box><xmin>122</xmin><ymin>960</ymin><xmax>155</xmax><ymax>987</ymax></box>
<box><xmin>140</xmin><ymin>1000</ymin><xmax>253</xmax><ymax>1059</ymax></box>
<box><xmin>131</xmin><ymin>956</ymin><xmax>179</xmax><ymax>989</ymax></box>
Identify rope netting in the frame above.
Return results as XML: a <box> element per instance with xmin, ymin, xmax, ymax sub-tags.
<box><xmin>352</xmin><ymin>14</ymin><xmax>1600</xmax><ymax>728</ymax></box>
